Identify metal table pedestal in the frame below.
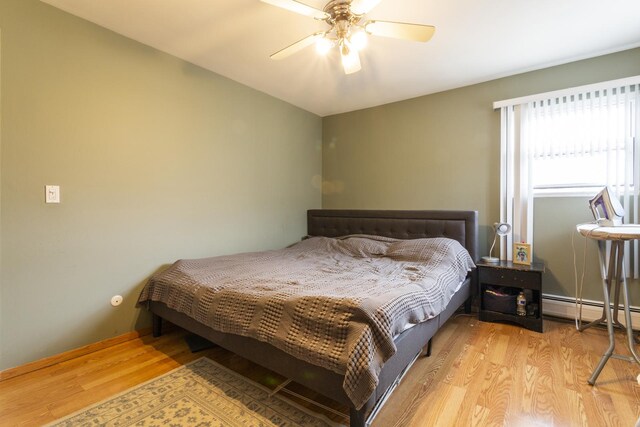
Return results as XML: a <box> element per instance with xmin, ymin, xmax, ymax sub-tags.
<box><xmin>576</xmin><ymin>224</ymin><xmax>640</xmax><ymax>385</ymax></box>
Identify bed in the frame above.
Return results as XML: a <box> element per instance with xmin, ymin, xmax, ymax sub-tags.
<box><xmin>140</xmin><ymin>209</ymin><xmax>478</xmax><ymax>427</ymax></box>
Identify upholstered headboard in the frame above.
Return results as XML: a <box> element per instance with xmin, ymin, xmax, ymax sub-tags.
<box><xmin>307</xmin><ymin>209</ymin><xmax>479</xmax><ymax>262</ymax></box>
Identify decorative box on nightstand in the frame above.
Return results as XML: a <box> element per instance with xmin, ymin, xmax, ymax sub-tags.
<box><xmin>477</xmin><ymin>260</ymin><xmax>545</xmax><ymax>332</ymax></box>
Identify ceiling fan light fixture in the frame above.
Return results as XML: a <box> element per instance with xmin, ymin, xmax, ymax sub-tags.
<box><xmin>264</xmin><ymin>0</ymin><xmax>434</xmax><ymax>73</ymax></box>
<box><xmin>349</xmin><ymin>28</ymin><xmax>368</xmax><ymax>51</ymax></box>
<box><xmin>340</xmin><ymin>41</ymin><xmax>361</xmax><ymax>74</ymax></box>
<box><xmin>315</xmin><ymin>37</ymin><xmax>333</xmax><ymax>55</ymax></box>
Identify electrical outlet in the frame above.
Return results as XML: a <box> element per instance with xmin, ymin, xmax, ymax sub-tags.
<box><xmin>45</xmin><ymin>185</ymin><xmax>60</xmax><ymax>203</ymax></box>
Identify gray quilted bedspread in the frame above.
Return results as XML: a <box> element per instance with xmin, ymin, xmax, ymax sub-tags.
<box><xmin>137</xmin><ymin>235</ymin><xmax>475</xmax><ymax>409</ymax></box>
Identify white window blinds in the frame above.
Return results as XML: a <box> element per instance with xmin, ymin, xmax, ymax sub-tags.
<box><xmin>527</xmin><ymin>84</ymin><xmax>637</xmax><ymax>191</ymax></box>
<box><xmin>494</xmin><ymin>76</ymin><xmax>640</xmax><ymax>277</ymax></box>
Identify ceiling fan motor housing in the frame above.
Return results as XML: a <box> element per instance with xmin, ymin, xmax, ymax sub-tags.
<box><xmin>323</xmin><ymin>1</ymin><xmax>362</xmax><ymax>41</ymax></box>
<box><xmin>327</xmin><ymin>2</ymin><xmax>361</xmax><ymax>22</ymax></box>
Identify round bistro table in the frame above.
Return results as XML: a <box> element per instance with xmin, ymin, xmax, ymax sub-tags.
<box><xmin>576</xmin><ymin>224</ymin><xmax>640</xmax><ymax>385</ymax></box>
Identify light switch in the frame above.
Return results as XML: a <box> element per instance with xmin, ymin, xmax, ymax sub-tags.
<box><xmin>45</xmin><ymin>185</ymin><xmax>60</xmax><ymax>203</ymax></box>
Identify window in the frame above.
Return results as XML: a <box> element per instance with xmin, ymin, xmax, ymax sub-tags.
<box><xmin>493</xmin><ymin>76</ymin><xmax>640</xmax><ymax>278</ymax></box>
<box><xmin>527</xmin><ymin>89</ymin><xmax>637</xmax><ymax>195</ymax></box>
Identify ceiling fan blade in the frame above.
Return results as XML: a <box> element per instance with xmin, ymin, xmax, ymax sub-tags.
<box><xmin>270</xmin><ymin>32</ymin><xmax>324</xmax><ymax>60</ymax></box>
<box><xmin>350</xmin><ymin>0</ymin><xmax>384</xmax><ymax>15</ymax></box>
<box><xmin>341</xmin><ymin>44</ymin><xmax>362</xmax><ymax>75</ymax></box>
<box><xmin>260</xmin><ymin>0</ymin><xmax>329</xmax><ymax>20</ymax></box>
<box><xmin>365</xmin><ymin>20</ymin><xmax>435</xmax><ymax>42</ymax></box>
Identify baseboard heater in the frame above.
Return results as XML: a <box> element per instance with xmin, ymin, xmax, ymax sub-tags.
<box><xmin>543</xmin><ymin>294</ymin><xmax>640</xmax><ymax>330</ymax></box>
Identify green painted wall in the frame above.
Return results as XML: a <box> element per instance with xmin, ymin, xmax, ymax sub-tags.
<box><xmin>1</xmin><ymin>0</ymin><xmax>638</xmax><ymax>372</ymax></box>
<box><xmin>323</xmin><ymin>48</ymin><xmax>640</xmax><ymax>303</ymax></box>
<box><xmin>0</xmin><ymin>0</ymin><xmax>322</xmax><ymax>370</ymax></box>
<box><xmin>534</xmin><ymin>197</ymin><xmax>640</xmax><ymax>303</ymax></box>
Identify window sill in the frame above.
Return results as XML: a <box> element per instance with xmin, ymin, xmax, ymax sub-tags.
<box><xmin>534</xmin><ymin>187</ymin><xmax>601</xmax><ymax>198</ymax></box>
<box><xmin>534</xmin><ymin>186</ymin><xmax>637</xmax><ymax>198</ymax></box>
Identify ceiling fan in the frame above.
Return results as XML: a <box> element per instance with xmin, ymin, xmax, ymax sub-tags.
<box><xmin>261</xmin><ymin>0</ymin><xmax>435</xmax><ymax>74</ymax></box>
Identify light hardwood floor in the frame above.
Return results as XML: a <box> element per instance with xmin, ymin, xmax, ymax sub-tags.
<box><xmin>1</xmin><ymin>315</ymin><xmax>638</xmax><ymax>426</ymax></box>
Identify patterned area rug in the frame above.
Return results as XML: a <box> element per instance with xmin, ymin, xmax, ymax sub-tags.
<box><xmin>46</xmin><ymin>358</ymin><xmax>345</xmax><ymax>426</ymax></box>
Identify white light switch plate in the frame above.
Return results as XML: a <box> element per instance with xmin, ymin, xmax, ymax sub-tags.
<box><xmin>45</xmin><ymin>185</ymin><xmax>60</xmax><ymax>203</ymax></box>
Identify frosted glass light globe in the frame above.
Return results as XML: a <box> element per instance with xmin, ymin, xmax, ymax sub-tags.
<box><xmin>316</xmin><ymin>37</ymin><xmax>333</xmax><ymax>55</ymax></box>
<box><xmin>350</xmin><ymin>30</ymin><xmax>368</xmax><ymax>51</ymax></box>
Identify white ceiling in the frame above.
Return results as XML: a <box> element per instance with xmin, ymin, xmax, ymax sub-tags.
<box><xmin>41</xmin><ymin>0</ymin><xmax>640</xmax><ymax>117</ymax></box>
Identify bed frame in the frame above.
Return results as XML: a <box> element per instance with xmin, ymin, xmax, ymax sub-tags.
<box><xmin>150</xmin><ymin>209</ymin><xmax>478</xmax><ymax>427</ymax></box>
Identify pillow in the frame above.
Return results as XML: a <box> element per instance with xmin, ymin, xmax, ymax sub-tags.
<box><xmin>334</xmin><ymin>234</ymin><xmax>394</xmax><ymax>258</ymax></box>
<box><xmin>289</xmin><ymin>235</ymin><xmax>390</xmax><ymax>258</ymax></box>
<box><xmin>387</xmin><ymin>237</ymin><xmax>472</xmax><ymax>265</ymax></box>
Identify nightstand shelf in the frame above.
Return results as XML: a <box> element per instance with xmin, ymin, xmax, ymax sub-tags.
<box><xmin>477</xmin><ymin>260</ymin><xmax>545</xmax><ymax>332</ymax></box>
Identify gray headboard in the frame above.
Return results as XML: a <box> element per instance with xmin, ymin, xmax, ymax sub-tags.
<box><xmin>307</xmin><ymin>209</ymin><xmax>479</xmax><ymax>262</ymax></box>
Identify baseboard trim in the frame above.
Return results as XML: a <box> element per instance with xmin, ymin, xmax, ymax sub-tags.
<box><xmin>0</xmin><ymin>327</ymin><xmax>152</xmax><ymax>382</ymax></box>
<box><xmin>543</xmin><ymin>294</ymin><xmax>640</xmax><ymax>330</ymax></box>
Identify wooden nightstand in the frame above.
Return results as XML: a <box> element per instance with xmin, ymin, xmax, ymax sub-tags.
<box><xmin>477</xmin><ymin>260</ymin><xmax>545</xmax><ymax>332</ymax></box>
